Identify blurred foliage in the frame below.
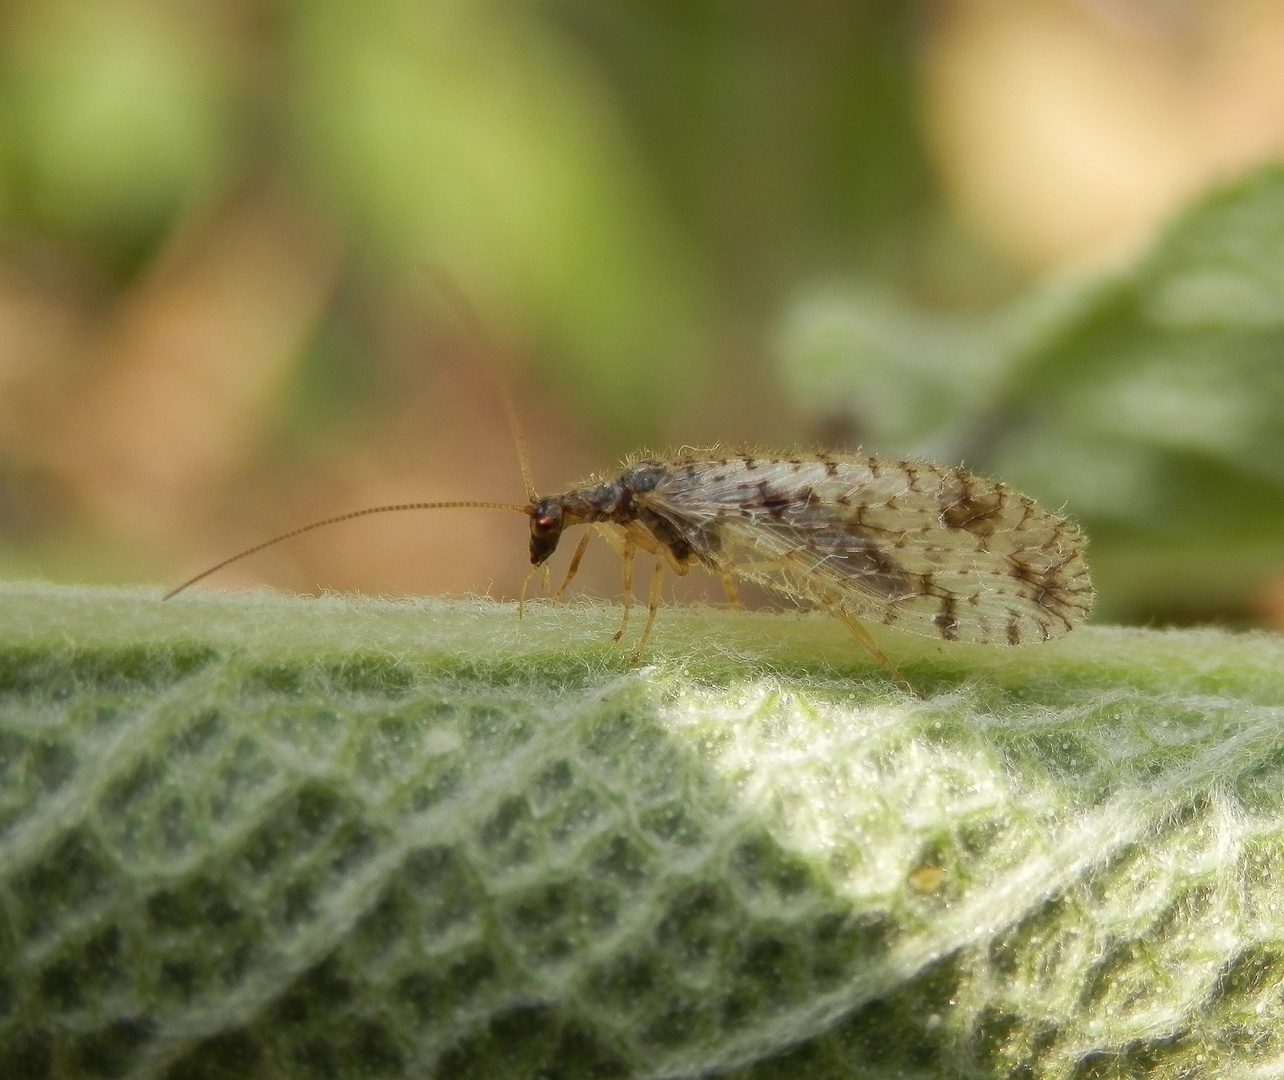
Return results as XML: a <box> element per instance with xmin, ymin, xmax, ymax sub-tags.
<box><xmin>0</xmin><ymin>2</ymin><xmax>231</xmax><ymax>265</ymax></box>
<box><xmin>289</xmin><ymin>0</ymin><xmax>705</xmax><ymax>434</ymax></box>
<box><xmin>0</xmin><ymin>0</ymin><xmax>936</xmax><ymax>442</ymax></box>
<box><xmin>0</xmin><ymin>0</ymin><xmax>1280</xmax><ymax>630</ymax></box>
<box><xmin>781</xmin><ymin>164</ymin><xmax>1284</xmax><ymax>625</ymax></box>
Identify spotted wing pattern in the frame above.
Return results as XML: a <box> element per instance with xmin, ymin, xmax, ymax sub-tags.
<box><xmin>636</xmin><ymin>454</ymin><xmax>1093</xmax><ymax>646</ymax></box>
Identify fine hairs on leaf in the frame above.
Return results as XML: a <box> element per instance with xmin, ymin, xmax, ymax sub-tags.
<box><xmin>2</xmin><ymin>582</ymin><xmax>1283</xmax><ymax>1080</ymax></box>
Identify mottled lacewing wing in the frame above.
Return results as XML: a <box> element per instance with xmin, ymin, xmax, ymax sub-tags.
<box><xmin>166</xmin><ymin>286</ymin><xmax>1093</xmax><ymax>694</ymax></box>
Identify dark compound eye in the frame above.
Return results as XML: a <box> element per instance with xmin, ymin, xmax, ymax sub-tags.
<box><xmin>530</xmin><ymin>504</ymin><xmax>563</xmax><ymax>537</ymax></box>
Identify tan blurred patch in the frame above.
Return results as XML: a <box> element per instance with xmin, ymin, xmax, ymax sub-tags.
<box><xmin>0</xmin><ymin>253</ymin><xmax>92</xmax><ymax>467</ymax></box>
<box><xmin>923</xmin><ymin>0</ymin><xmax>1284</xmax><ymax>271</ymax></box>
<box><xmin>179</xmin><ymin>285</ymin><xmax>615</xmax><ymax>604</ymax></box>
<box><xmin>45</xmin><ymin>184</ymin><xmax>340</xmax><ymax>541</ymax></box>
<box><xmin>1253</xmin><ymin>573</ymin><xmax>1284</xmax><ymax>630</ymax></box>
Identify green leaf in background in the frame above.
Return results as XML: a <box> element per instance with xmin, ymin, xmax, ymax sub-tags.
<box><xmin>1</xmin><ymin>0</ymin><xmax>231</xmax><ymax>265</ymax></box>
<box><xmin>780</xmin><ymin>164</ymin><xmax>1284</xmax><ymax>625</ymax></box>
<box><xmin>288</xmin><ymin>0</ymin><xmax>703</xmax><ymax>444</ymax></box>
<box><xmin>2</xmin><ymin>584</ymin><xmax>1283</xmax><ymax>1079</ymax></box>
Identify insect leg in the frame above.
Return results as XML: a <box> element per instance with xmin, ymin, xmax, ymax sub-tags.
<box><xmin>553</xmin><ymin>530</ymin><xmax>593</xmax><ymax>600</ymax></box>
<box><xmin>824</xmin><ymin>601</ymin><xmax>920</xmax><ymax>698</ymax></box>
<box><xmin>518</xmin><ymin>564</ymin><xmax>540</xmax><ymax>619</ymax></box>
<box><xmin>612</xmin><ymin>535</ymin><xmax>637</xmax><ymax>643</ymax></box>
<box><xmin>629</xmin><ymin>558</ymin><xmax>666</xmax><ymax>663</ymax></box>
<box><xmin>721</xmin><ymin>574</ymin><xmax>741</xmax><ymax>609</ymax></box>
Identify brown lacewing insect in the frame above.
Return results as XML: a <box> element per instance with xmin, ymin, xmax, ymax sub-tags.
<box><xmin>165</xmin><ymin>288</ymin><xmax>1093</xmax><ymax>695</ymax></box>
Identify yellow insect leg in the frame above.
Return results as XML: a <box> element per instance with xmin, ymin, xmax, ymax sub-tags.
<box><xmin>612</xmin><ymin>535</ymin><xmax>637</xmax><ymax>642</ymax></box>
<box><xmin>825</xmin><ymin>602</ymin><xmax>920</xmax><ymax>698</ymax></box>
<box><xmin>517</xmin><ymin>565</ymin><xmax>541</xmax><ymax>619</ymax></box>
<box><xmin>553</xmin><ymin>530</ymin><xmax>592</xmax><ymax>600</ymax></box>
<box><xmin>629</xmin><ymin>558</ymin><xmax>666</xmax><ymax>663</ymax></box>
<box><xmin>721</xmin><ymin>574</ymin><xmax>741</xmax><ymax>609</ymax></box>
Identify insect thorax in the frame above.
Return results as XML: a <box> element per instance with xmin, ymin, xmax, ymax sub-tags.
<box><xmin>529</xmin><ymin>460</ymin><xmax>670</xmax><ymax>565</ymax></box>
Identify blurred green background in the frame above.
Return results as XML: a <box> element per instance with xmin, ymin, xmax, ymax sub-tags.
<box><xmin>2</xmin><ymin>0</ymin><xmax>1283</xmax><ymax>630</ymax></box>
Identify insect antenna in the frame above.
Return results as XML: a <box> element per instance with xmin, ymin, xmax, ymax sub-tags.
<box><xmin>163</xmin><ymin>500</ymin><xmax>531</xmax><ymax>600</ymax></box>
<box><xmin>426</xmin><ymin>268</ymin><xmax>538</xmax><ymax>502</ymax></box>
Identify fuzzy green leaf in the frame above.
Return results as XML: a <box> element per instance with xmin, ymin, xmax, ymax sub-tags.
<box><xmin>1</xmin><ymin>583</ymin><xmax>1282</xmax><ymax>1079</ymax></box>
